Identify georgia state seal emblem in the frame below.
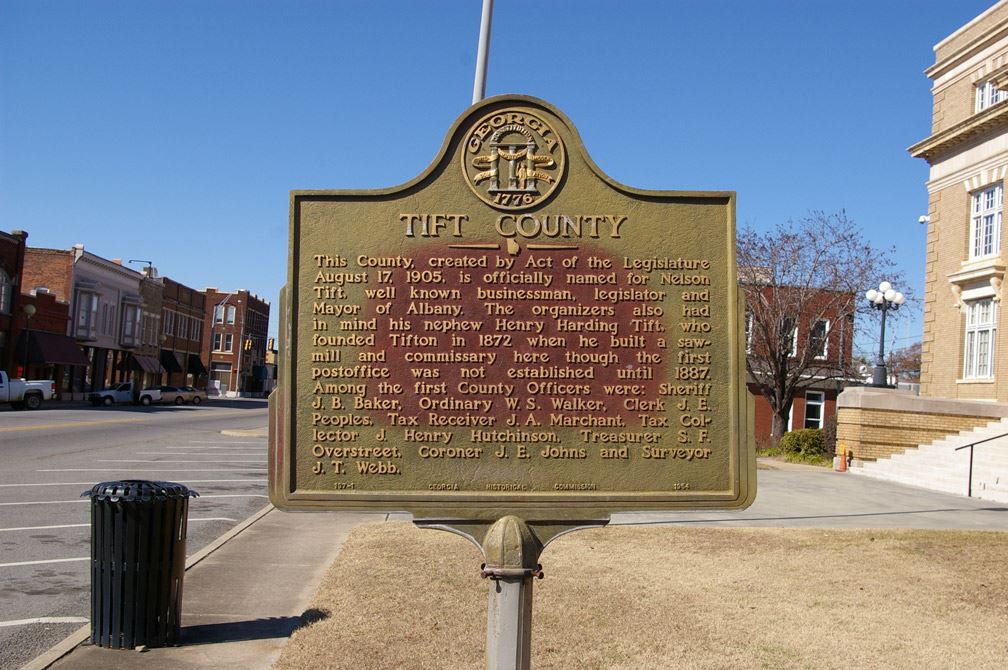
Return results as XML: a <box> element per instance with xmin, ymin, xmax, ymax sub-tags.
<box><xmin>462</xmin><ymin>108</ymin><xmax>565</xmax><ymax>211</ymax></box>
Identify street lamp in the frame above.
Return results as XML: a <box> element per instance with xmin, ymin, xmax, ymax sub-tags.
<box><xmin>22</xmin><ymin>303</ymin><xmax>36</xmax><ymax>379</ymax></box>
<box><xmin>865</xmin><ymin>281</ymin><xmax>905</xmax><ymax>387</ymax></box>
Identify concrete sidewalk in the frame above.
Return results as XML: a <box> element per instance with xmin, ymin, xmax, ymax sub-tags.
<box><xmin>25</xmin><ymin>460</ymin><xmax>1008</xmax><ymax>670</ymax></box>
<box><xmin>28</xmin><ymin>507</ymin><xmax>401</xmax><ymax>670</ymax></box>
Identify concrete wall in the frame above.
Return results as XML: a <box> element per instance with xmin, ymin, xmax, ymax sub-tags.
<box><xmin>836</xmin><ymin>386</ymin><xmax>1008</xmax><ymax>461</ymax></box>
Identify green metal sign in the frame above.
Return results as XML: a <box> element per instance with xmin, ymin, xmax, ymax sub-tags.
<box><xmin>269</xmin><ymin>95</ymin><xmax>755</xmax><ymax>521</ymax></box>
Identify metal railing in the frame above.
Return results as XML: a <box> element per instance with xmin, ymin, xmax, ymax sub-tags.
<box><xmin>954</xmin><ymin>431</ymin><xmax>1008</xmax><ymax>497</ymax></box>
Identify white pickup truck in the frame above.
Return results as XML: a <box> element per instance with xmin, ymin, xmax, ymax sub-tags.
<box><xmin>88</xmin><ymin>382</ymin><xmax>161</xmax><ymax>407</ymax></box>
<box><xmin>0</xmin><ymin>371</ymin><xmax>57</xmax><ymax>410</ymax></box>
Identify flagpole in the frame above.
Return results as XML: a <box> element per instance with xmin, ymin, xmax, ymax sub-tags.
<box><xmin>472</xmin><ymin>0</ymin><xmax>494</xmax><ymax>104</ymax></box>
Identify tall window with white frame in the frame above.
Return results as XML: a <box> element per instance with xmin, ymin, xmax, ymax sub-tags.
<box><xmin>970</xmin><ymin>183</ymin><xmax>1002</xmax><ymax>260</ymax></box>
<box><xmin>75</xmin><ymin>292</ymin><xmax>99</xmax><ymax>340</ymax></box>
<box><xmin>976</xmin><ymin>80</ymin><xmax>1008</xmax><ymax>112</ymax></box>
<box><xmin>964</xmin><ymin>299</ymin><xmax>997</xmax><ymax>379</ymax></box>
<box><xmin>803</xmin><ymin>391</ymin><xmax>825</xmax><ymax>429</ymax></box>
<box><xmin>213</xmin><ymin>332</ymin><xmax>233</xmax><ymax>352</ymax></box>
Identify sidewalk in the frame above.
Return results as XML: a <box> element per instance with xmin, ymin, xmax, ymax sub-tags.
<box><xmin>25</xmin><ymin>460</ymin><xmax>1008</xmax><ymax>670</ymax></box>
<box><xmin>28</xmin><ymin>507</ymin><xmax>400</xmax><ymax>670</ymax></box>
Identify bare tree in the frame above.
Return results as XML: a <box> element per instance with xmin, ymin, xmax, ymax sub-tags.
<box><xmin>737</xmin><ymin>211</ymin><xmax>903</xmax><ymax>446</ymax></box>
<box><xmin>887</xmin><ymin>342</ymin><xmax>922</xmax><ymax>384</ymax></box>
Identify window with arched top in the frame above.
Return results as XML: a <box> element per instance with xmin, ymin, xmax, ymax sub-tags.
<box><xmin>0</xmin><ymin>268</ymin><xmax>12</xmax><ymax>314</ymax></box>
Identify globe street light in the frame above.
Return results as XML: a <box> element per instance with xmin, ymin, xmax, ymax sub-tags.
<box><xmin>866</xmin><ymin>281</ymin><xmax>905</xmax><ymax>387</ymax></box>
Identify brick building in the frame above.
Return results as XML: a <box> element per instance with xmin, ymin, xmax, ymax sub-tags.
<box><xmin>22</xmin><ymin>245</ymin><xmax>158</xmax><ymax>397</ymax></box>
<box><xmin>743</xmin><ymin>283</ymin><xmax>856</xmax><ymax>445</ymax></box>
<box><xmin>201</xmin><ymin>288</ymin><xmax>270</xmax><ymax>397</ymax></box>
<box><xmin>0</xmin><ymin>229</ymin><xmax>29</xmax><ymax>375</ymax></box>
<box><xmin>14</xmin><ymin>288</ymin><xmax>87</xmax><ymax>386</ymax></box>
<box><xmin>838</xmin><ymin>2</ymin><xmax>1008</xmax><ymax>487</ymax></box>
<box><xmin>160</xmin><ymin>276</ymin><xmax>207</xmax><ymax>386</ymax></box>
<box><xmin>130</xmin><ymin>268</ymin><xmax>165</xmax><ymax>390</ymax></box>
<box><xmin>2</xmin><ymin>230</ymin><xmax>86</xmax><ymax>388</ymax></box>
<box><xmin>910</xmin><ymin>1</ymin><xmax>1008</xmax><ymax>401</ymax></box>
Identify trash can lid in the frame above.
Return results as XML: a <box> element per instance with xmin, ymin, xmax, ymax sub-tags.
<box><xmin>81</xmin><ymin>480</ymin><xmax>199</xmax><ymax>502</ymax></box>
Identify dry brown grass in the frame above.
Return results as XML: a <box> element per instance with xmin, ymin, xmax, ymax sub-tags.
<box><xmin>273</xmin><ymin>523</ymin><xmax>1008</xmax><ymax>670</ymax></box>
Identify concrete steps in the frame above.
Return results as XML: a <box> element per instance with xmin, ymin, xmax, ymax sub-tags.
<box><xmin>850</xmin><ymin>417</ymin><xmax>1008</xmax><ymax>503</ymax></box>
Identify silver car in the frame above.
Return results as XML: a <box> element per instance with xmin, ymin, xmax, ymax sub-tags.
<box><xmin>179</xmin><ymin>386</ymin><xmax>207</xmax><ymax>405</ymax></box>
<box><xmin>157</xmin><ymin>385</ymin><xmax>188</xmax><ymax>405</ymax></box>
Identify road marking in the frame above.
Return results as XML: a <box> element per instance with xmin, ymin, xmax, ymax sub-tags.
<box><xmin>1</xmin><ymin>495</ymin><xmax>264</xmax><ymax>507</ymax></box>
<box><xmin>0</xmin><ymin>617</ymin><xmax>90</xmax><ymax>628</ymax></box>
<box><xmin>0</xmin><ymin>557</ymin><xmax>89</xmax><ymax>568</ymax></box>
<box><xmin>0</xmin><ymin>518</ymin><xmax>237</xmax><ymax>532</ymax></box>
<box><xmin>0</xmin><ymin>479</ymin><xmax>266</xmax><ymax>488</ymax></box>
<box><xmin>0</xmin><ymin>500</ymin><xmax>89</xmax><ymax>506</ymax></box>
<box><xmin>136</xmin><ymin>452</ymin><xmax>260</xmax><ymax>456</ymax></box>
<box><xmin>0</xmin><ymin>410</ymin><xmax>260</xmax><ymax>433</ymax></box>
<box><xmin>38</xmin><ymin>468</ymin><xmax>265</xmax><ymax>472</ymax></box>
<box><xmin>97</xmin><ymin>459</ymin><xmax>263</xmax><ymax>463</ymax></box>
<box><xmin>0</xmin><ymin>417</ymin><xmax>146</xmax><ymax>432</ymax></box>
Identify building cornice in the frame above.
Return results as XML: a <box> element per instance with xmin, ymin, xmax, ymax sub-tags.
<box><xmin>909</xmin><ymin>101</ymin><xmax>1008</xmax><ymax>163</ymax></box>
<box><xmin>75</xmin><ymin>252</ymin><xmax>143</xmax><ymax>283</ymax></box>
<box><xmin>928</xmin><ymin>9</ymin><xmax>1008</xmax><ymax>81</ymax></box>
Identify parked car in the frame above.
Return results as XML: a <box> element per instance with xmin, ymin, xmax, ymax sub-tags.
<box><xmin>88</xmin><ymin>382</ymin><xmax>161</xmax><ymax>407</ymax></box>
<box><xmin>157</xmin><ymin>385</ymin><xmax>189</xmax><ymax>405</ymax></box>
<box><xmin>0</xmin><ymin>371</ymin><xmax>57</xmax><ymax>410</ymax></box>
<box><xmin>179</xmin><ymin>385</ymin><xmax>207</xmax><ymax>405</ymax></box>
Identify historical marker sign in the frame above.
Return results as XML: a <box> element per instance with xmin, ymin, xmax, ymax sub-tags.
<box><xmin>269</xmin><ymin>95</ymin><xmax>755</xmax><ymax>521</ymax></box>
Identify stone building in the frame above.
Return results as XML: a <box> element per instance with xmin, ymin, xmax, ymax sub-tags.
<box><xmin>836</xmin><ymin>3</ymin><xmax>1008</xmax><ymax>502</ymax></box>
<box><xmin>201</xmin><ymin>288</ymin><xmax>270</xmax><ymax>396</ymax></box>
<box><xmin>910</xmin><ymin>1</ymin><xmax>1008</xmax><ymax>400</ymax></box>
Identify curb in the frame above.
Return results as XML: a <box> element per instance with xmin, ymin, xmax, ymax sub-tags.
<box><xmin>19</xmin><ymin>504</ymin><xmax>276</xmax><ymax>670</ymax></box>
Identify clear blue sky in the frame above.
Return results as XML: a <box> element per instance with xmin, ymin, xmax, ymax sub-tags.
<box><xmin>0</xmin><ymin>1</ymin><xmax>997</xmax><ymax>354</ymax></box>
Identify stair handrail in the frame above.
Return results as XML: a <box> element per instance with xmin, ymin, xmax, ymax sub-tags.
<box><xmin>954</xmin><ymin>430</ymin><xmax>1008</xmax><ymax>497</ymax></box>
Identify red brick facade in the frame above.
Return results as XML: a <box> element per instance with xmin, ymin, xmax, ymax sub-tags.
<box><xmin>161</xmin><ymin>276</ymin><xmax>207</xmax><ymax>386</ymax></box>
<box><xmin>201</xmin><ymin>288</ymin><xmax>270</xmax><ymax>396</ymax></box>
<box><xmin>21</xmin><ymin>248</ymin><xmax>74</xmax><ymax>305</ymax></box>
<box><xmin>0</xmin><ymin>229</ymin><xmax>29</xmax><ymax>375</ymax></box>
<box><xmin>743</xmin><ymin>284</ymin><xmax>856</xmax><ymax>445</ymax></box>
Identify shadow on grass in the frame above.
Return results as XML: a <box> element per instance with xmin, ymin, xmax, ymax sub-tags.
<box><xmin>179</xmin><ymin>608</ymin><xmax>330</xmax><ymax>645</ymax></box>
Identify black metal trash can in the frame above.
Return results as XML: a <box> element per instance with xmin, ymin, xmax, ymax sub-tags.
<box><xmin>81</xmin><ymin>480</ymin><xmax>199</xmax><ymax>649</ymax></box>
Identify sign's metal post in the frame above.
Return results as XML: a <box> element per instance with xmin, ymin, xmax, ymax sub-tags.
<box><xmin>415</xmin><ymin>517</ymin><xmax>610</xmax><ymax>669</ymax></box>
<box><xmin>481</xmin><ymin>516</ymin><xmax>541</xmax><ymax>670</ymax></box>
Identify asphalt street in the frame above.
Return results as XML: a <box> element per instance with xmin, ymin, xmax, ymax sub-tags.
<box><xmin>0</xmin><ymin>399</ymin><xmax>269</xmax><ymax>670</ymax></box>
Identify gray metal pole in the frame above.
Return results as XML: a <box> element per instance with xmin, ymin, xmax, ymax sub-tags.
<box><xmin>472</xmin><ymin>0</ymin><xmax>494</xmax><ymax>104</ymax></box>
<box><xmin>481</xmin><ymin>516</ymin><xmax>542</xmax><ymax>670</ymax></box>
<box><xmin>486</xmin><ymin>573</ymin><xmax>534</xmax><ymax>669</ymax></box>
